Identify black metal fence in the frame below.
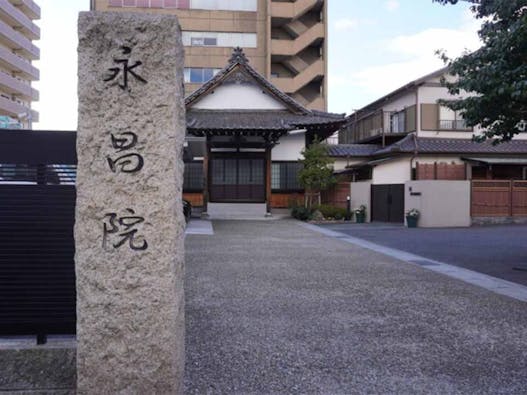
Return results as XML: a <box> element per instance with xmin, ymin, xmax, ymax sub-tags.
<box><xmin>0</xmin><ymin>130</ymin><xmax>77</xmax><ymax>336</ymax></box>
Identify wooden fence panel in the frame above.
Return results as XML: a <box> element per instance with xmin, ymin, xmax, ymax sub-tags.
<box><xmin>437</xmin><ymin>163</ymin><xmax>466</xmax><ymax>180</ymax></box>
<box><xmin>417</xmin><ymin>162</ymin><xmax>465</xmax><ymax>180</ymax></box>
<box><xmin>512</xmin><ymin>181</ymin><xmax>527</xmax><ymax>216</ymax></box>
<box><xmin>271</xmin><ymin>193</ymin><xmax>303</xmax><ymax>208</ymax></box>
<box><xmin>471</xmin><ymin>180</ymin><xmax>512</xmax><ymax>217</ymax></box>
<box><xmin>321</xmin><ymin>182</ymin><xmax>350</xmax><ymax>208</ymax></box>
<box><xmin>417</xmin><ymin>163</ymin><xmax>436</xmax><ymax>180</ymax></box>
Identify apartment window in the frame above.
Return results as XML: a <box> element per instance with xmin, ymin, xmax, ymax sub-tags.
<box><xmin>439</xmin><ymin>106</ymin><xmax>468</xmax><ymax>130</ymax></box>
<box><xmin>271</xmin><ymin>162</ymin><xmax>303</xmax><ymax>192</ymax></box>
<box><xmin>184</xmin><ymin>68</ymin><xmax>221</xmax><ymax>83</ymax></box>
<box><xmin>190</xmin><ymin>0</ymin><xmax>257</xmax><ymax>11</ymax></box>
<box><xmin>190</xmin><ymin>37</ymin><xmax>217</xmax><ymax>46</ymax></box>
<box><xmin>390</xmin><ymin>110</ymin><xmax>405</xmax><ymax>133</ymax></box>
<box><xmin>108</xmin><ymin>0</ymin><xmax>256</xmax><ymax>10</ymax></box>
<box><xmin>183</xmin><ymin>32</ymin><xmax>257</xmax><ymax>48</ymax></box>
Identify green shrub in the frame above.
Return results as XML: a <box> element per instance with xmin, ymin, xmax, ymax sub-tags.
<box><xmin>291</xmin><ymin>206</ymin><xmax>313</xmax><ymax>221</ymax></box>
<box><xmin>316</xmin><ymin>204</ymin><xmax>348</xmax><ymax>220</ymax></box>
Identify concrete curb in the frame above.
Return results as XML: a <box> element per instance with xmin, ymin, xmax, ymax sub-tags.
<box><xmin>299</xmin><ymin>222</ymin><xmax>527</xmax><ymax>303</ymax></box>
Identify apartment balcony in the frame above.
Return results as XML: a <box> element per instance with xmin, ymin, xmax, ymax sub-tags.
<box><xmin>7</xmin><ymin>0</ymin><xmax>39</xmax><ymax>20</ymax></box>
<box><xmin>0</xmin><ymin>93</ymin><xmax>37</xmax><ymax>121</ymax></box>
<box><xmin>0</xmin><ymin>0</ymin><xmax>39</xmax><ymax>40</ymax></box>
<box><xmin>271</xmin><ymin>23</ymin><xmax>324</xmax><ymax>56</ymax></box>
<box><xmin>0</xmin><ymin>17</ymin><xmax>38</xmax><ymax>59</ymax></box>
<box><xmin>306</xmin><ymin>95</ymin><xmax>325</xmax><ymax>111</ymax></box>
<box><xmin>272</xmin><ymin>58</ymin><xmax>323</xmax><ymax>93</ymax></box>
<box><xmin>0</xmin><ymin>44</ymin><xmax>37</xmax><ymax>80</ymax></box>
<box><xmin>439</xmin><ymin>119</ymin><xmax>471</xmax><ymax>131</ymax></box>
<box><xmin>0</xmin><ymin>69</ymin><xmax>37</xmax><ymax>101</ymax></box>
<box><xmin>271</xmin><ymin>0</ymin><xmax>324</xmax><ymax>20</ymax></box>
<box><xmin>349</xmin><ymin>124</ymin><xmax>411</xmax><ymax>144</ymax></box>
<box><xmin>290</xmin><ymin>92</ymin><xmax>324</xmax><ymax>111</ymax></box>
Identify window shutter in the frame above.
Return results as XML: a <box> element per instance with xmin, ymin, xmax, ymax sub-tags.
<box><xmin>405</xmin><ymin>105</ymin><xmax>416</xmax><ymax>132</ymax></box>
<box><xmin>421</xmin><ymin>103</ymin><xmax>439</xmax><ymax>131</ymax></box>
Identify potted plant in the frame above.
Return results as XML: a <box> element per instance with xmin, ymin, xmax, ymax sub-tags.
<box><xmin>406</xmin><ymin>208</ymin><xmax>420</xmax><ymax>228</ymax></box>
<box><xmin>354</xmin><ymin>205</ymin><xmax>366</xmax><ymax>223</ymax></box>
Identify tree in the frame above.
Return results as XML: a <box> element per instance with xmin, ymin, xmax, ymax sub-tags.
<box><xmin>434</xmin><ymin>0</ymin><xmax>527</xmax><ymax>142</ymax></box>
<box><xmin>298</xmin><ymin>137</ymin><xmax>336</xmax><ymax>208</ymax></box>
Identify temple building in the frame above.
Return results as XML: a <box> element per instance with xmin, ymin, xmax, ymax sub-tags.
<box><xmin>183</xmin><ymin>48</ymin><xmax>344</xmax><ymax>217</ymax></box>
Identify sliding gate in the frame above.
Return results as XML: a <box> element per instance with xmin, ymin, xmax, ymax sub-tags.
<box><xmin>0</xmin><ymin>130</ymin><xmax>77</xmax><ymax>336</ymax></box>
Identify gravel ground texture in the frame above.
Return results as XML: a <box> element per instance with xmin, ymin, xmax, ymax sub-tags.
<box><xmin>185</xmin><ymin>219</ymin><xmax>527</xmax><ymax>395</ymax></box>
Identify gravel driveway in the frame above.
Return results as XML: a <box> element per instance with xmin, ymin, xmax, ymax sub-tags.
<box><xmin>185</xmin><ymin>220</ymin><xmax>527</xmax><ymax>394</ymax></box>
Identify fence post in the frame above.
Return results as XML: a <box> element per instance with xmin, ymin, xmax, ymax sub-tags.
<box><xmin>510</xmin><ymin>180</ymin><xmax>513</xmax><ymax>217</ymax></box>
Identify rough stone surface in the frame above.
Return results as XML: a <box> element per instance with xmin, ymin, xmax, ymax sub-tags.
<box><xmin>0</xmin><ymin>347</ymin><xmax>76</xmax><ymax>393</ymax></box>
<box><xmin>76</xmin><ymin>12</ymin><xmax>185</xmax><ymax>394</ymax></box>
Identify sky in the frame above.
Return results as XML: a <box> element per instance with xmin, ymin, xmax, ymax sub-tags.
<box><xmin>32</xmin><ymin>0</ymin><xmax>482</xmax><ymax>130</ymax></box>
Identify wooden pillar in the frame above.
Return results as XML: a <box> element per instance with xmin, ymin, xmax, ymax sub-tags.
<box><xmin>202</xmin><ymin>138</ymin><xmax>210</xmax><ymax>217</ymax></box>
<box><xmin>265</xmin><ymin>146</ymin><xmax>272</xmax><ymax>215</ymax></box>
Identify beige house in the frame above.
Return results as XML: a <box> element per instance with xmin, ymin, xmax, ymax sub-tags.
<box><xmin>91</xmin><ymin>0</ymin><xmax>328</xmax><ymax>111</ymax></box>
<box><xmin>331</xmin><ymin>68</ymin><xmax>527</xmax><ymax>226</ymax></box>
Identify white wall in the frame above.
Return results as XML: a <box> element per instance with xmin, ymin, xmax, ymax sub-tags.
<box><xmin>372</xmin><ymin>158</ymin><xmax>411</xmax><ymax>185</ymax></box>
<box><xmin>333</xmin><ymin>157</ymin><xmax>367</xmax><ymax>171</ymax></box>
<box><xmin>351</xmin><ymin>181</ymin><xmax>372</xmax><ymax>222</ymax></box>
<box><xmin>405</xmin><ymin>181</ymin><xmax>471</xmax><ymax>227</ymax></box>
<box><xmin>382</xmin><ymin>91</ymin><xmax>416</xmax><ymax>113</ymax></box>
<box><xmin>192</xmin><ymin>84</ymin><xmax>287</xmax><ymax>110</ymax></box>
<box><xmin>272</xmin><ymin>133</ymin><xmax>305</xmax><ymax>161</ymax></box>
<box><xmin>418</xmin><ymin>85</ymin><xmax>470</xmax><ymax>104</ymax></box>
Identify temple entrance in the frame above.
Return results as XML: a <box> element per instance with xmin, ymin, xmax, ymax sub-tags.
<box><xmin>209</xmin><ymin>153</ymin><xmax>266</xmax><ymax>202</ymax></box>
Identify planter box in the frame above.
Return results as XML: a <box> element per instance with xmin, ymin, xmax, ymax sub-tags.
<box><xmin>406</xmin><ymin>216</ymin><xmax>418</xmax><ymax>228</ymax></box>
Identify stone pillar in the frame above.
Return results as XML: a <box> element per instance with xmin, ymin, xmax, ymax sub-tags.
<box><xmin>76</xmin><ymin>12</ymin><xmax>185</xmax><ymax>394</ymax></box>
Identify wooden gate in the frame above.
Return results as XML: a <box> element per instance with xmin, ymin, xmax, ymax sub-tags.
<box><xmin>210</xmin><ymin>153</ymin><xmax>266</xmax><ymax>202</ymax></box>
<box><xmin>371</xmin><ymin>184</ymin><xmax>405</xmax><ymax>223</ymax></box>
<box><xmin>471</xmin><ymin>180</ymin><xmax>527</xmax><ymax>217</ymax></box>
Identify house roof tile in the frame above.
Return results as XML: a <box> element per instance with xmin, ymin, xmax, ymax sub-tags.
<box><xmin>378</xmin><ymin>135</ymin><xmax>527</xmax><ymax>155</ymax></box>
<box><xmin>330</xmin><ymin>135</ymin><xmax>527</xmax><ymax>160</ymax></box>
<box><xmin>328</xmin><ymin>144</ymin><xmax>382</xmax><ymax>157</ymax></box>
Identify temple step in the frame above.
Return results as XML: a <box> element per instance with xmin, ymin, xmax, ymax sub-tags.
<box><xmin>206</xmin><ymin>203</ymin><xmax>268</xmax><ymax>220</ymax></box>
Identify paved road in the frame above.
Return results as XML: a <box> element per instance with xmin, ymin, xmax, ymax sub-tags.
<box><xmin>185</xmin><ymin>220</ymin><xmax>527</xmax><ymax>394</ymax></box>
<box><xmin>319</xmin><ymin>223</ymin><xmax>527</xmax><ymax>286</ymax></box>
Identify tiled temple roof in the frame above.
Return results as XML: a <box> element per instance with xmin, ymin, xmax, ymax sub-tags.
<box><xmin>329</xmin><ymin>135</ymin><xmax>527</xmax><ymax>159</ymax></box>
<box><xmin>185</xmin><ymin>48</ymin><xmax>345</xmax><ymax>137</ymax></box>
<box><xmin>187</xmin><ymin>110</ymin><xmax>345</xmax><ymax>131</ymax></box>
